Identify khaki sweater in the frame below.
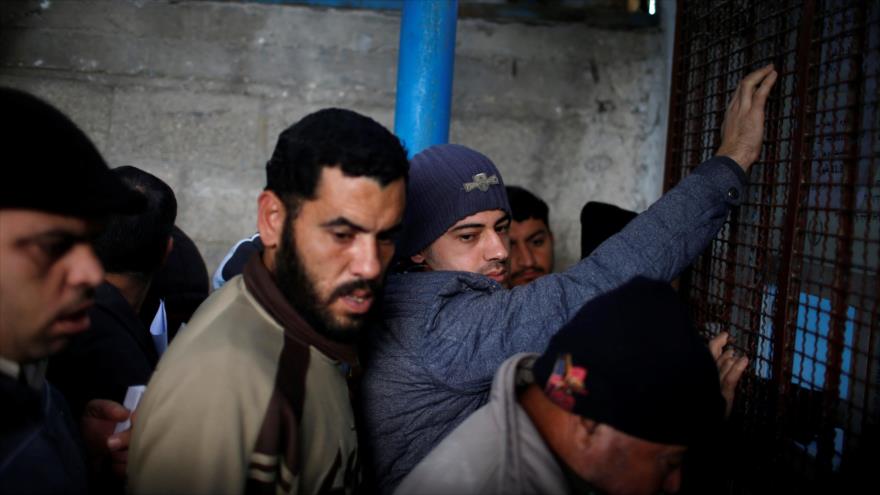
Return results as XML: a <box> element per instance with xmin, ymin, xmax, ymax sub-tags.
<box><xmin>129</xmin><ymin>258</ymin><xmax>360</xmax><ymax>495</ymax></box>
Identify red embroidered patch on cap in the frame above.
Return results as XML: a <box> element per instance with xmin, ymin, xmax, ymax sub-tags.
<box><xmin>543</xmin><ymin>353</ymin><xmax>588</xmax><ymax>411</ymax></box>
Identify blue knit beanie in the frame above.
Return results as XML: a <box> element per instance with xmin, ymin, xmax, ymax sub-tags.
<box><xmin>397</xmin><ymin>144</ymin><xmax>511</xmax><ymax>259</ymax></box>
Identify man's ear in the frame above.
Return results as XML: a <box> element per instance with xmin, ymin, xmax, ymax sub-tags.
<box><xmin>257</xmin><ymin>190</ymin><xmax>286</xmax><ymax>249</ymax></box>
<box><xmin>410</xmin><ymin>253</ymin><xmax>426</xmax><ymax>264</ymax></box>
<box><xmin>161</xmin><ymin>236</ymin><xmax>174</xmax><ymax>266</ymax></box>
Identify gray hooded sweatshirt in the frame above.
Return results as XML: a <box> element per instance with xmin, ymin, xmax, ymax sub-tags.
<box><xmin>363</xmin><ymin>156</ymin><xmax>746</xmax><ymax>492</ymax></box>
<box><xmin>395</xmin><ymin>353</ymin><xmax>567</xmax><ymax>495</ymax></box>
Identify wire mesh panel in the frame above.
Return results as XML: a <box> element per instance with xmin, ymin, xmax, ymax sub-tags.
<box><xmin>665</xmin><ymin>0</ymin><xmax>879</xmax><ymax>491</ymax></box>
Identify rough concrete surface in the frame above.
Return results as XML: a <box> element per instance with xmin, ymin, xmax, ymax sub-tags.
<box><xmin>0</xmin><ymin>0</ymin><xmax>671</xmax><ymax>274</ymax></box>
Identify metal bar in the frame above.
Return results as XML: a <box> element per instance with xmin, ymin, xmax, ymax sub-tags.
<box><xmin>720</xmin><ymin>0</ymin><xmax>744</xmax><ymax>332</ymax></box>
<box><xmin>666</xmin><ymin>0</ymin><xmax>700</xmax><ymax>300</ymax></box>
<box><xmin>669</xmin><ymin>0</ymin><xmax>880</xmax><ymax>489</ymax></box>
<box><xmin>663</xmin><ymin>0</ymin><xmax>686</xmax><ymax>192</ymax></box>
<box><xmin>859</xmin><ymin>27</ymin><xmax>880</xmax><ymax>441</ymax></box>
<box><xmin>816</xmin><ymin>87</ymin><xmax>858</xmax><ymax>477</ymax></box>
<box><xmin>684</xmin><ymin>4</ymin><xmax>717</xmax><ymax>310</ymax></box>
<box><xmin>816</xmin><ymin>1</ymin><xmax>869</xmax><ymax>474</ymax></box>
<box><xmin>686</xmin><ymin>29</ymin><xmax>710</xmax><ymax>177</ymax></box>
<box><xmin>770</xmin><ymin>0</ymin><xmax>816</xmax><ymax>432</ymax></box>
<box><xmin>393</xmin><ymin>0</ymin><xmax>458</xmax><ymax>157</ymax></box>
<box><xmin>743</xmin><ymin>3</ymin><xmax>788</xmax><ymax>406</ymax></box>
<box><xmin>866</xmin><ymin>262</ymin><xmax>880</xmax><ymax>435</ymax></box>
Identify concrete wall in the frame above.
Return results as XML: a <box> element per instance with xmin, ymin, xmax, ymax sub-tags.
<box><xmin>0</xmin><ymin>0</ymin><xmax>670</xmax><ymax>274</ymax></box>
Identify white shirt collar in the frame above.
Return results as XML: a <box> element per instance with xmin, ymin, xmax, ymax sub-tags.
<box><xmin>0</xmin><ymin>355</ymin><xmax>20</xmax><ymax>379</ymax></box>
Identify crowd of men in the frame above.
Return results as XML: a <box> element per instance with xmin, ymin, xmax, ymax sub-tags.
<box><xmin>1</xmin><ymin>63</ymin><xmax>775</xmax><ymax>495</ymax></box>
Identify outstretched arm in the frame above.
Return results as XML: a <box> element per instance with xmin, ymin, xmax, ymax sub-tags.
<box><xmin>426</xmin><ymin>66</ymin><xmax>779</xmax><ymax>389</ymax></box>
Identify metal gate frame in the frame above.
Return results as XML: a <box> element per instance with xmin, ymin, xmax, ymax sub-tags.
<box><xmin>664</xmin><ymin>0</ymin><xmax>879</xmax><ymax>491</ymax></box>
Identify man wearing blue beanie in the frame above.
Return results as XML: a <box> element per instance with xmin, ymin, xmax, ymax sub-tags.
<box><xmin>362</xmin><ymin>65</ymin><xmax>777</xmax><ymax>492</ymax></box>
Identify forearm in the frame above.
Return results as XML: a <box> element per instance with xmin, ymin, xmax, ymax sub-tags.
<box><xmin>564</xmin><ymin>155</ymin><xmax>746</xmax><ymax>290</ymax></box>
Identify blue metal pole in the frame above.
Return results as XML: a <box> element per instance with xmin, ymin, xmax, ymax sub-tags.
<box><xmin>394</xmin><ymin>0</ymin><xmax>458</xmax><ymax>157</ymax></box>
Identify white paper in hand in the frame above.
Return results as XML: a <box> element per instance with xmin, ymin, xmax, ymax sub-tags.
<box><xmin>114</xmin><ymin>385</ymin><xmax>146</xmax><ymax>433</ymax></box>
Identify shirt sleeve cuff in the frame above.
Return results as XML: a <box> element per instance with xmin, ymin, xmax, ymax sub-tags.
<box><xmin>690</xmin><ymin>155</ymin><xmax>748</xmax><ymax>206</ymax></box>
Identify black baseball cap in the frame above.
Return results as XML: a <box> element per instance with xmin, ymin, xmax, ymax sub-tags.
<box><xmin>0</xmin><ymin>87</ymin><xmax>145</xmax><ymax>217</ymax></box>
<box><xmin>533</xmin><ymin>277</ymin><xmax>725</xmax><ymax>446</ymax></box>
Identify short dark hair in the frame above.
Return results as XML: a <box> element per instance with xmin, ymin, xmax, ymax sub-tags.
<box><xmin>266</xmin><ymin>108</ymin><xmax>408</xmax><ymax>213</ymax></box>
<box><xmin>506</xmin><ymin>185</ymin><xmax>549</xmax><ymax>226</ymax></box>
<box><xmin>93</xmin><ymin>166</ymin><xmax>177</xmax><ymax>276</ymax></box>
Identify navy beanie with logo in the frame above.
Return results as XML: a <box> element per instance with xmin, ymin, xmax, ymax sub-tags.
<box><xmin>397</xmin><ymin>144</ymin><xmax>511</xmax><ymax>259</ymax></box>
<box><xmin>533</xmin><ymin>277</ymin><xmax>725</xmax><ymax>446</ymax></box>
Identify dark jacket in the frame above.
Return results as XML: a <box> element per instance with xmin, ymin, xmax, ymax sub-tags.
<box><xmin>48</xmin><ymin>282</ymin><xmax>158</xmax><ymax>419</ymax></box>
<box><xmin>0</xmin><ymin>367</ymin><xmax>89</xmax><ymax>494</ymax></box>
<box><xmin>141</xmin><ymin>226</ymin><xmax>209</xmax><ymax>342</ymax></box>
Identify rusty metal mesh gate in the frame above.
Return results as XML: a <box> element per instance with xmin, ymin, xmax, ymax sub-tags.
<box><xmin>665</xmin><ymin>0</ymin><xmax>878</xmax><ymax>491</ymax></box>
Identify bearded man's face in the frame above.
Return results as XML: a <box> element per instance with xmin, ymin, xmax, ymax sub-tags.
<box><xmin>273</xmin><ymin>167</ymin><xmax>405</xmax><ymax>341</ymax></box>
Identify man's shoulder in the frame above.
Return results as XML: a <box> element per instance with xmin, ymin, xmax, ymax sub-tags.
<box><xmin>146</xmin><ymin>276</ymin><xmax>284</xmax><ymax>399</ymax></box>
<box><xmin>395</xmin><ymin>403</ymin><xmax>501</xmax><ymax>495</ymax></box>
<box><xmin>0</xmin><ymin>380</ymin><xmax>89</xmax><ymax>494</ymax></box>
<box><xmin>376</xmin><ymin>271</ymin><xmax>505</xmax><ymax>347</ymax></box>
<box><xmin>385</xmin><ymin>271</ymin><xmax>502</xmax><ymax>307</ymax></box>
<box><xmin>177</xmin><ymin>276</ymin><xmax>282</xmax><ymax>346</ymax></box>
<box><xmin>64</xmin><ymin>298</ymin><xmax>138</xmax><ymax>351</ymax></box>
<box><xmin>130</xmin><ymin>278</ymin><xmax>283</xmax><ymax>482</ymax></box>
<box><xmin>86</xmin><ymin>283</ymin><xmax>143</xmax><ymax>336</ymax></box>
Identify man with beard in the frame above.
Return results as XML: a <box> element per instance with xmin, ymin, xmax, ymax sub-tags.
<box><xmin>362</xmin><ymin>65</ymin><xmax>777</xmax><ymax>492</ymax></box>
<box><xmin>128</xmin><ymin>108</ymin><xmax>408</xmax><ymax>494</ymax></box>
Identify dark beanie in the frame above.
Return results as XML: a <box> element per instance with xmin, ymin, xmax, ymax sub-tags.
<box><xmin>533</xmin><ymin>277</ymin><xmax>724</xmax><ymax>446</ymax></box>
<box><xmin>0</xmin><ymin>87</ymin><xmax>144</xmax><ymax>217</ymax></box>
<box><xmin>397</xmin><ymin>144</ymin><xmax>511</xmax><ymax>258</ymax></box>
<box><xmin>580</xmin><ymin>201</ymin><xmax>637</xmax><ymax>259</ymax></box>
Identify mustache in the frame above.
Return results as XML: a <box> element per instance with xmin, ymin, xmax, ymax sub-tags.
<box><xmin>511</xmin><ymin>266</ymin><xmax>547</xmax><ymax>279</ymax></box>
<box><xmin>328</xmin><ymin>278</ymin><xmax>383</xmax><ymax>302</ymax></box>
<box><xmin>62</xmin><ymin>288</ymin><xmax>97</xmax><ymax>314</ymax></box>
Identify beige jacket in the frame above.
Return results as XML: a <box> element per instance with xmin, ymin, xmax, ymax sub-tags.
<box><xmin>395</xmin><ymin>354</ymin><xmax>568</xmax><ymax>495</ymax></box>
<box><xmin>129</xmin><ymin>258</ymin><xmax>360</xmax><ymax>495</ymax></box>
